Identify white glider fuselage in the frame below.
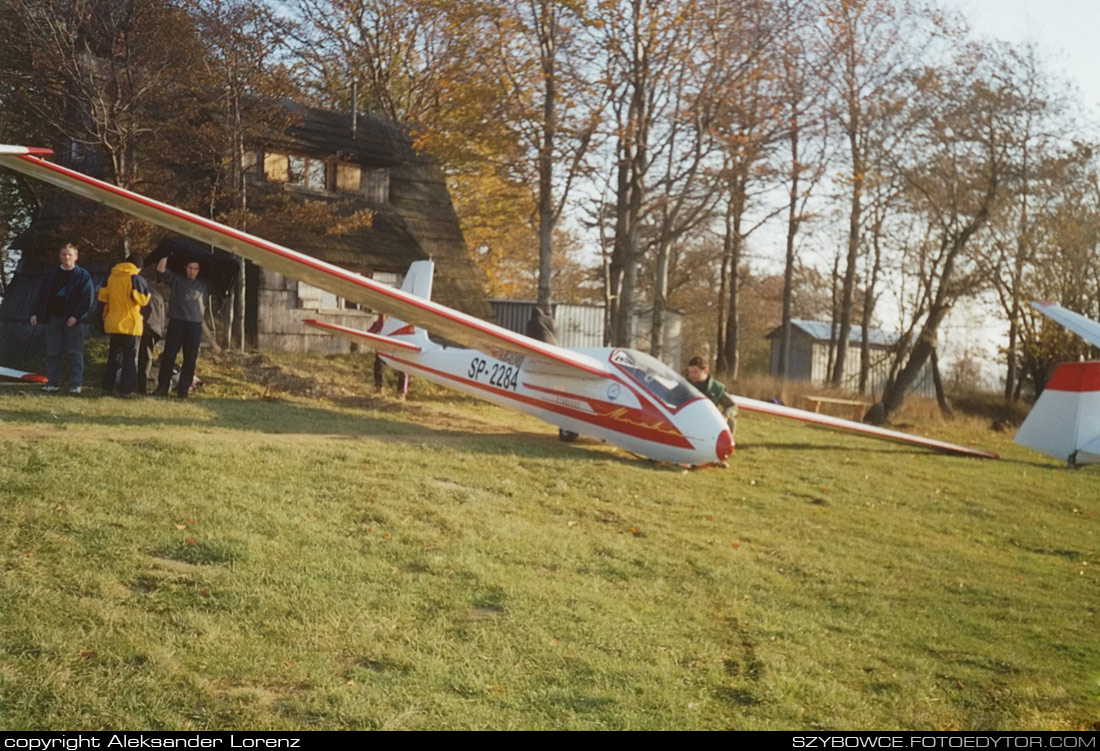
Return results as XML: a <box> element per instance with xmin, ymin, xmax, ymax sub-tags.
<box><xmin>394</xmin><ymin>346</ymin><xmax>733</xmax><ymax>465</ymax></box>
<box><xmin>310</xmin><ymin>317</ymin><xmax>734</xmax><ymax>465</ymax></box>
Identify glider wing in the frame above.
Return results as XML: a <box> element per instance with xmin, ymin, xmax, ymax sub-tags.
<box><xmin>731</xmin><ymin>395</ymin><xmax>999</xmax><ymax>459</ymax></box>
<box><xmin>1032</xmin><ymin>301</ymin><xmax>1100</xmax><ymax>349</ymax></box>
<box><xmin>0</xmin><ymin>150</ymin><xmax>609</xmax><ymax>380</ymax></box>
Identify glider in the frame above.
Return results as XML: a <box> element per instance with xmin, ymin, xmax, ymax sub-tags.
<box><xmin>0</xmin><ymin>146</ymin><xmax>997</xmax><ymax>464</ymax></box>
<box><xmin>1015</xmin><ymin>302</ymin><xmax>1100</xmax><ymax>467</ymax></box>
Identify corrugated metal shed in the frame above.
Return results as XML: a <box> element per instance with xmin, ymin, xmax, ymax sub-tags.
<box><xmin>489</xmin><ymin>300</ymin><xmax>683</xmax><ymax>369</ymax></box>
<box><xmin>766</xmin><ymin>319</ymin><xmax>934</xmax><ymax>398</ymax></box>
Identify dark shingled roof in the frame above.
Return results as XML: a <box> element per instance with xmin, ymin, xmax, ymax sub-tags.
<box><xmin>256</xmin><ymin>102</ymin><xmax>490</xmax><ymax>317</ymax></box>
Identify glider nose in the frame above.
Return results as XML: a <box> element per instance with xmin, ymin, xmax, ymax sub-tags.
<box><xmin>716</xmin><ymin>428</ymin><xmax>734</xmax><ymax>462</ymax></box>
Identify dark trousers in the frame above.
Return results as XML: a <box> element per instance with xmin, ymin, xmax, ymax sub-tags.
<box><xmin>158</xmin><ymin>319</ymin><xmax>202</xmax><ymax>397</ymax></box>
<box><xmin>137</xmin><ymin>328</ymin><xmax>162</xmax><ymax>394</ymax></box>
<box><xmin>43</xmin><ymin>318</ymin><xmax>86</xmax><ymax>387</ymax></box>
<box><xmin>373</xmin><ymin>355</ymin><xmax>408</xmax><ymax>394</ymax></box>
<box><xmin>102</xmin><ymin>334</ymin><xmax>139</xmax><ymax>394</ymax></box>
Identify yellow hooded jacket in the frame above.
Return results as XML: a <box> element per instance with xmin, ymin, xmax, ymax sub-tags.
<box><xmin>98</xmin><ymin>262</ymin><xmax>152</xmax><ymax>336</ymax></box>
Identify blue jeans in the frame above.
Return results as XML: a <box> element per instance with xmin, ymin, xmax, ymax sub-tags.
<box><xmin>158</xmin><ymin>319</ymin><xmax>202</xmax><ymax>397</ymax></box>
<box><xmin>43</xmin><ymin>318</ymin><xmax>86</xmax><ymax>387</ymax></box>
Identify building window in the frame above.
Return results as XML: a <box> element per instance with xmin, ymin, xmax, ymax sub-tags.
<box><xmin>263</xmin><ymin>152</ymin><xmax>289</xmax><ymax>182</ymax></box>
<box><xmin>266</xmin><ymin>150</ymin><xmax>328</xmax><ymax>191</ymax></box>
<box><xmin>263</xmin><ymin>150</ymin><xmax>385</xmax><ymax>201</ymax></box>
<box><xmin>336</xmin><ymin>163</ymin><xmax>361</xmax><ymax>193</ymax></box>
<box><xmin>298</xmin><ymin>270</ymin><xmax>403</xmax><ymax>312</ymax></box>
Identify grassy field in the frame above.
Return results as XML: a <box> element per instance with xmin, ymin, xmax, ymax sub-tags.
<box><xmin>0</xmin><ymin>350</ymin><xmax>1097</xmax><ymax>730</ymax></box>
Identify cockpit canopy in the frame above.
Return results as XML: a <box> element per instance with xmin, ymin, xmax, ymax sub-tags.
<box><xmin>610</xmin><ymin>349</ymin><xmax>703</xmax><ymax>412</ymax></box>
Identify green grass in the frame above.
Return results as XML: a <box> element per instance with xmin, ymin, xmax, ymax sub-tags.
<box><xmin>0</xmin><ymin>353</ymin><xmax>1097</xmax><ymax>730</ymax></box>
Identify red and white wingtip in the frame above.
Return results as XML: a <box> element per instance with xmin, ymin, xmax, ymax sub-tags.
<box><xmin>0</xmin><ymin>365</ymin><xmax>49</xmax><ymax>383</ymax></box>
<box><xmin>0</xmin><ymin>145</ymin><xmax>52</xmax><ymax>156</ymax></box>
<box><xmin>1015</xmin><ymin>361</ymin><xmax>1100</xmax><ymax>467</ymax></box>
<box><xmin>732</xmin><ymin>395</ymin><xmax>999</xmax><ymax>459</ymax></box>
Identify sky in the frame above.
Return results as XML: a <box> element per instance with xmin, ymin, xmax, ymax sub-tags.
<box><xmin>949</xmin><ymin>0</ymin><xmax>1100</xmax><ymax>118</ymax></box>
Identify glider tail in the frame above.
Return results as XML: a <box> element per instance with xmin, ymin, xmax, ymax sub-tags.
<box><xmin>378</xmin><ymin>260</ymin><xmax>434</xmax><ymax>345</ymax></box>
<box><xmin>1014</xmin><ymin>361</ymin><xmax>1100</xmax><ymax>467</ymax></box>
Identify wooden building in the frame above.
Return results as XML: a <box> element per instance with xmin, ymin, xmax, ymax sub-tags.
<box><xmin>766</xmin><ymin>320</ymin><xmax>934</xmax><ymax>398</ymax></box>
<box><xmin>242</xmin><ymin>102</ymin><xmax>490</xmax><ymax>353</ymax></box>
<box><xmin>0</xmin><ymin>101</ymin><xmax>490</xmax><ymax>362</ymax></box>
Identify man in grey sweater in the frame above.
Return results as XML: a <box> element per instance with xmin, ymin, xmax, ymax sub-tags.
<box><xmin>153</xmin><ymin>256</ymin><xmax>213</xmax><ymax>397</ymax></box>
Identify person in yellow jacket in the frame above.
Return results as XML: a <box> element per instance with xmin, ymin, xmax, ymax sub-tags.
<box><xmin>98</xmin><ymin>253</ymin><xmax>152</xmax><ymax>396</ymax></box>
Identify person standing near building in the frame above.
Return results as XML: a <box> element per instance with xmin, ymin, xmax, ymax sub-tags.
<box><xmin>153</xmin><ymin>255</ymin><xmax>213</xmax><ymax>398</ymax></box>
<box><xmin>30</xmin><ymin>243</ymin><xmax>95</xmax><ymax>394</ymax></box>
<box><xmin>368</xmin><ymin>313</ymin><xmax>408</xmax><ymax>398</ymax></box>
<box><xmin>98</xmin><ymin>253</ymin><xmax>152</xmax><ymax>396</ymax></box>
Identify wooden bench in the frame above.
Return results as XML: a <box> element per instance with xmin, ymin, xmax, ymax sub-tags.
<box><xmin>802</xmin><ymin>395</ymin><xmax>870</xmax><ymax>421</ymax></box>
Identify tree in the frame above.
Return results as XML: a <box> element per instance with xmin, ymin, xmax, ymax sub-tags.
<box><xmin>969</xmin><ymin>45</ymin><xmax>1089</xmax><ymax>401</ymax></box>
<box><xmin>1</xmin><ymin>0</ymin><xmax>204</xmax><ymax>256</ymax></box>
<box><xmin>186</xmin><ymin>0</ymin><xmax>296</xmax><ymax>348</ymax></box>
<box><xmin>482</xmin><ymin>0</ymin><xmax>603</xmax><ymax>314</ymax></box>
<box><xmin>818</xmin><ymin>0</ymin><xmax>947</xmax><ymax>386</ymax></box>
<box><xmin>287</xmin><ymin>0</ymin><xmax>533</xmax><ymax>292</ymax></box>
<box><xmin>874</xmin><ymin>43</ymin><xmax>1034</xmax><ymax>422</ymax></box>
<box><xmin>772</xmin><ymin>0</ymin><xmax>830</xmax><ymax>380</ymax></box>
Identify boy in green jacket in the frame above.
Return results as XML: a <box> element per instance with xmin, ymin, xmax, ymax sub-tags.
<box><xmin>686</xmin><ymin>356</ymin><xmax>737</xmax><ymax>440</ymax></box>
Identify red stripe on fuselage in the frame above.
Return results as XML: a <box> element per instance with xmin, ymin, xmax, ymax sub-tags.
<box><xmin>387</xmin><ymin>355</ymin><xmax>695</xmax><ymax>449</ymax></box>
<box><xmin>1044</xmin><ymin>361</ymin><xmax>1100</xmax><ymax>393</ymax></box>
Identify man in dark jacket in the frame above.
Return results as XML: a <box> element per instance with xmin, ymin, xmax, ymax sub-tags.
<box><xmin>154</xmin><ymin>255</ymin><xmax>213</xmax><ymax>398</ymax></box>
<box><xmin>30</xmin><ymin>243</ymin><xmax>95</xmax><ymax>394</ymax></box>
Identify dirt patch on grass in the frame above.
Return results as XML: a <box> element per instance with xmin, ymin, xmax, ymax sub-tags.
<box><xmin>146</xmin><ymin>555</ymin><xmax>205</xmax><ymax>575</ymax></box>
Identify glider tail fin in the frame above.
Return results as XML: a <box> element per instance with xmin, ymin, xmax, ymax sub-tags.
<box><xmin>379</xmin><ymin>260</ymin><xmax>434</xmax><ymax>344</ymax></box>
<box><xmin>1014</xmin><ymin>361</ymin><xmax>1100</xmax><ymax>467</ymax></box>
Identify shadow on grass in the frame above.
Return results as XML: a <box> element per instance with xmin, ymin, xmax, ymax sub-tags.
<box><xmin>742</xmin><ymin>440</ymin><xmax>918</xmax><ymax>455</ymax></box>
<box><xmin>0</xmin><ymin>386</ymin><xmax>641</xmax><ymax>466</ymax></box>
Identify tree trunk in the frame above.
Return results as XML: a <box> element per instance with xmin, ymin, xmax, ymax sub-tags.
<box><xmin>930</xmin><ymin>346</ymin><xmax>953</xmax><ymax>417</ymax></box>
<box><xmin>778</xmin><ymin>126</ymin><xmax>800</xmax><ymax>379</ymax></box>
<box><xmin>832</xmin><ymin>127</ymin><xmax>863</xmax><ymax>385</ymax></box>
<box><xmin>651</xmin><ymin>237</ymin><xmax>669</xmax><ymax>359</ymax></box>
<box><xmin>858</xmin><ymin>225</ymin><xmax>882</xmax><ymax>393</ymax></box>
<box><xmin>721</xmin><ymin>193</ymin><xmax>743</xmax><ymax>379</ymax></box>
<box><xmin>536</xmin><ymin>6</ymin><xmax>557</xmax><ymax>315</ymax></box>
